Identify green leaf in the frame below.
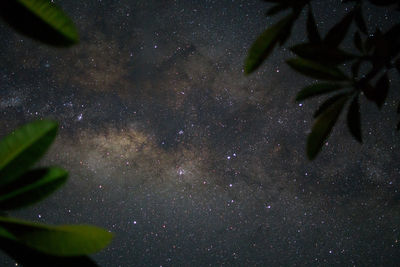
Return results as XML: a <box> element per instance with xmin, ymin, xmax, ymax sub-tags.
<box><xmin>324</xmin><ymin>10</ymin><xmax>354</xmax><ymax>47</ymax></box>
<box><xmin>0</xmin><ymin>0</ymin><xmax>78</xmax><ymax>46</ymax></box>
<box><xmin>244</xmin><ymin>13</ymin><xmax>294</xmax><ymax>74</ymax></box>
<box><xmin>296</xmin><ymin>83</ymin><xmax>344</xmax><ymax>101</ymax></box>
<box><xmin>347</xmin><ymin>96</ymin><xmax>362</xmax><ymax>142</ymax></box>
<box><xmin>0</xmin><ymin>120</ymin><xmax>58</xmax><ymax>187</ymax></box>
<box><xmin>306</xmin><ymin>5</ymin><xmax>321</xmax><ymax>43</ymax></box>
<box><xmin>314</xmin><ymin>93</ymin><xmax>349</xmax><ymax>118</ymax></box>
<box><xmin>0</xmin><ymin>216</ymin><xmax>113</xmax><ymax>256</ymax></box>
<box><xmin>307</xmin><ymin>95</ymin><xmax>348</xmax><ymax>160</ymax></box>
<box><xmin>0</xmin><ymin>168</ymin><xmax>68</xmax><ymax>210</ymax></box>
<box><xmin>0</xmin><ymin>233</ymin><xmax>99</xmax><ymax>267</ymax></box>
<box><xmin>286</xmin><ymin>57</ymin><xmax>349</xmax><ymax>81</ymax></box>
<box><xmin>291</xmin><ymin>43</ymin><xmax>356</xmax><ymax>65</ymax></box>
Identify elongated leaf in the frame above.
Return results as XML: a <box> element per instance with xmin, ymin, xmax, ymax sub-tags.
<box><xmin>0</xmin><ymin>233</ymin><xmax>99</xmax><ymax>267</ymax></box>
<box><xmin>286</xmin><ymin>58</ymin><xmax>348</xmax><ymax>81</ymax></box>
<box><xmin>324</xmin><ymin>10</ymin><xmax>354</xmax><ymax>47</ymax></box>
<box><xmin>307</xmin><ymin>95</ymin><xmax>348</xmax><ymax>159</ymax></box>
<box><xmin>351</xmin><ymin>60</ymin><xmax>362</xmax><ymax>78</ymax></box>
<box><xmin>395</xmin><ymin>58</ymin><xmax>400</xmax><ymax>74</ymax></box>
<box><xmin>353</xmin><ymin>31</ymin><xmax>363</xmax><ymax>52</ymax></box>
<box><xmin>368</xmin><ymin>0</ymin><xmax>398</xmax><ymax>6</ymax></box>
<box><xmin>291</xmin><ymin>43</ymin><xmax>356</xmax><ymax>65</ymax></box>
<box><xmin>296</xmin><ymin>83</ymin><xmax>344</xmax><ymax>101</ymax></box>
<box><xmin>354</xmin><ymin>7</ymin><xmax>367</xmax><ymax>34</ymax></box>
<box><xmin>347</xmin><ymin>96</ymin><xmax>362</xmax><ymax>142</ymax></box>
<box><xmin>0</xmin><ymin>168</ymin><xmax>68</xmax><ymax>210</ymax></box>
<box><xmin>0</xmin><ymin>216</ymin><xmax>113</xmax><ymax>256</ymax></box>
<box><xmin>314</xmin><ymin>93</ymin><xmax>349</xmax><ymax>118</ymax></box>
<box><xmin>266</xmin><ymin>4</ymin><xmax>289</xmax><ymax>16</ymax></box>
<box><xmin>306</xmin><ymin>6</ymin><xmax>321</xmax><ymax>43</ymax></box>
<box><xmin>0</xmin><ymin>120</ymin><xmax>58</xmax><ymax>187</ymax></box>
<box><xmin>244</xmin><ymin>14</ymin><xmax>294</xmax><ymax>74</ymax></box>
<box><xmin>0</xmin><ymin>0</ymin><xmax>78</xmax><ymax>46</ymax></box>
<box><xmin>363</xmin><ymin>73</ymin><xmax>389</xmax><ymax>108</ymax></box>
<box><xmin>374</xmin><ymin>73</ymin><xmax>390</xmax><ymax>108</ymax></box>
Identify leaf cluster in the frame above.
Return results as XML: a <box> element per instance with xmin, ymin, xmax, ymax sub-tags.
<box><xmin>0</xmin><ymin>121</ymin><xmax>113</xmax><ymax>266</ymax></box>
<box><xmin>0</xmin><ymin>1</ymin><xmax>112</xmax><ymax>266</ymax></box>
<box><xmin>245</xmin><ymin>0</ymin><xmax>400</xmax><ymax>159</ymax></box>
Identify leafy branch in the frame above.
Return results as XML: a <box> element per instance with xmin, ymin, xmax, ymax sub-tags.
<box><xmin>0</xmin><ymin>1</ymin><xmax>112</xmax><ymax>266</ymax></box>
<box><xmin>245</xmin><ymin>0</ymin><xmax>400</xmax><ymax>159</ymax></box>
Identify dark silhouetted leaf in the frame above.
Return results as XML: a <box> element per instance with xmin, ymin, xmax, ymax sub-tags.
<box><xmin>266</xmin><ymin>4</ymin><xmax>289</xmax><ymax>16</ymax></box>
<box><xmin>368</xmin><ymin>0</ymin><xmax>398</xmax><ymax>6</ymax></box>
<box><xmin>244</xmin><ymin>14</ymin><xmax>294</xmax><ymax>74</ymax></box>
<box><xmin>277</xmin><ymin>16</ymin><xmax>296</xmax><ymax>46</ymax></box>
<box><xmin>296</xmin><ymin>83</ymin><xmax>344</xmax><ymax>101</ymax></box>
<box><xmin>395</xmin><ymin>58</ymin><xmax>400</xmax><ymax>74</ymax></box>
<box><xmin>363</xmin><ymin>73</ymin><xmax>389</xmax><ymax>108</ymax></box>
<box><xmin>397</xmin><ymin>121</ymin><xmax>400</xmax><ymax>131</ymax></box>
<box><xmin>354</xmin><ymin>7</ymin><xmax>368</xmax><ymax>34</ymax></box>
<box><xmin>0</xmin><ymin>168</ymin><xmax>68</xmax><ymax>210</ymax></box>
<box><xmin>306</xmin><ymin>5</ymin><xmax>321</xmax><ymax>43</ymax></box>
<box><xmin>286</xmin><ymin>58</ymin><xmax>349</xmax><ymax>81</ymax></box>
<box><xmin>307</xmin><ymin>95</ymin><xmax>348</xmax><ymax>159</ymax></box>
<box><xmin>324</xmin><ymin>10</ymin><xmax>354</xmax><ymax>47</ymax></box>
<box><xmin>353</xmin><ymin>31</ymin><xmax>363</xmax><ymax>52</ymax></box>
<box><xmin>0</xmin><ymin>120</ymin><xmax>58</xmax><ymax>187</ymax></box>
<box><xmin>314</xmin><ymin>93</ymin><xmax>349</xmax><ymax>118</ymax></box>
<box><xmin>291</xmin><ymin>43</ymin><xmax>356</xmax><ymax>65</ymax></box>
<box><xmin>347</xmin><ymin>96</ymin><xmax>362</xmax><ymax>142</ymax></box>
<box><xmin>351</xmin><ymin>60</ymin><xmax>362</xmax><ymax>78</ymax></box>
<box><xmin>0</xmin><ymin>234</ymin><xmax>99</xmax><ymax>267</ymax></box>
<box><xmin>0</xmin><ymin>0</ymin><xmax>78</xmax><ymax>46</ymax></box>
<box><xmin>0</xmin><ymin>216</ymin><xmax>113</xmax><ymax>256</ymax></box>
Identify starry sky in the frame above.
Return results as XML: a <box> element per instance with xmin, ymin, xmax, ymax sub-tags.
<box><xmin>1</xmin><ymin>0</ymin><xmax>400</xmax><ymax>266</ymax></box>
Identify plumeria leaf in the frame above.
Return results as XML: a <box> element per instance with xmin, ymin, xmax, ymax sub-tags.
<box><xmin>307</xmin><ymin>94</ymin><xmax>348</xmax><ymax>159</ymax></box>
<box><xmin>324</xmin><ymin>10</ymin><xmax>354</xmax><ymax>47</ymax></box>
<box><xmin>0</xmin><ymin>233</ymin><xmax>99</xmax><ymax>267</ymax></box>
<box><xmin>286</xmin><ymin>57</ymin><xmax>348</xmax><ymax>81</ymax></box>
<box><xmin>296</xmin><ymin>83</ymin><xmax>344</xmax><ymax>101</ymax></box>
<box><xmin>0</xmin><ymin>120</ymin><xmax>58</xmax><ymax>187</ymax></box>
<box><xmin>306</xmin><ymin>5</ymin><xmax>321</xmax><ymax>43</ymax></box>
<box><xmin>347</xmin><ymin>96</ymin><xmax>362</xmax><ymax>142</ymax></box>
<box><xmin>291</xmin><ymin>43</ymin><xmax>356</xmax><ymax>65</ymax></box>
<box><xmin>0</xmin><ymin>168</ymin><xmax>68</xmax><ymax>210</ymax></box>
<box><xmin>244</xmin><ymin>13</ymin><xmax>294</xmax><ymax>74</ymax></box>
<box><xmin>0</xmin><ymin>0</ymin><xmax>78</xmax><ymax>46</ymax></box>
<box><xmin>0</xmin><ymin>216</ymin><xmax>113</xmax><ymax>257</ymax></box>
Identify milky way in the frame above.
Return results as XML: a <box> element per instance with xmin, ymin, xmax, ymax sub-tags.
<box><xmin>1</xmin><ymin>0</ymin><xmax>400</xmax><ymax>266</ymax></box>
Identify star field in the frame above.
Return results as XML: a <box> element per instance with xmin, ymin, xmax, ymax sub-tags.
<box><xmin>1</xmin><ymin>0</ymin><xmax>400</xmax><ymax>266</ymax></box>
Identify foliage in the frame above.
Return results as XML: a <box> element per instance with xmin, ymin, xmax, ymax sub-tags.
<box><xmin>0</xmin><ymin>1</ymin><xmax>112</xmax><ymax>266</ymax></box>
<box><xmin>0</xmin><ymin>0</ymin><xmax>79</xmax><ymax>46</ymax></box>
<box><xmin>0</xmin><ymin>121</ymin><xmax>113</xmax><ymax>266</ymax></box>
<box><xmin>245</xmin><ymin>0</ymin><xmax>400</xmax><ymax>159</ymax></box>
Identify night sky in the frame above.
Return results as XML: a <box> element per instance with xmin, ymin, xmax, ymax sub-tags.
<box><xmin>1</xmin><ymin>0</ymin><xmax>400</xmax><ymax>266</ymax></box>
